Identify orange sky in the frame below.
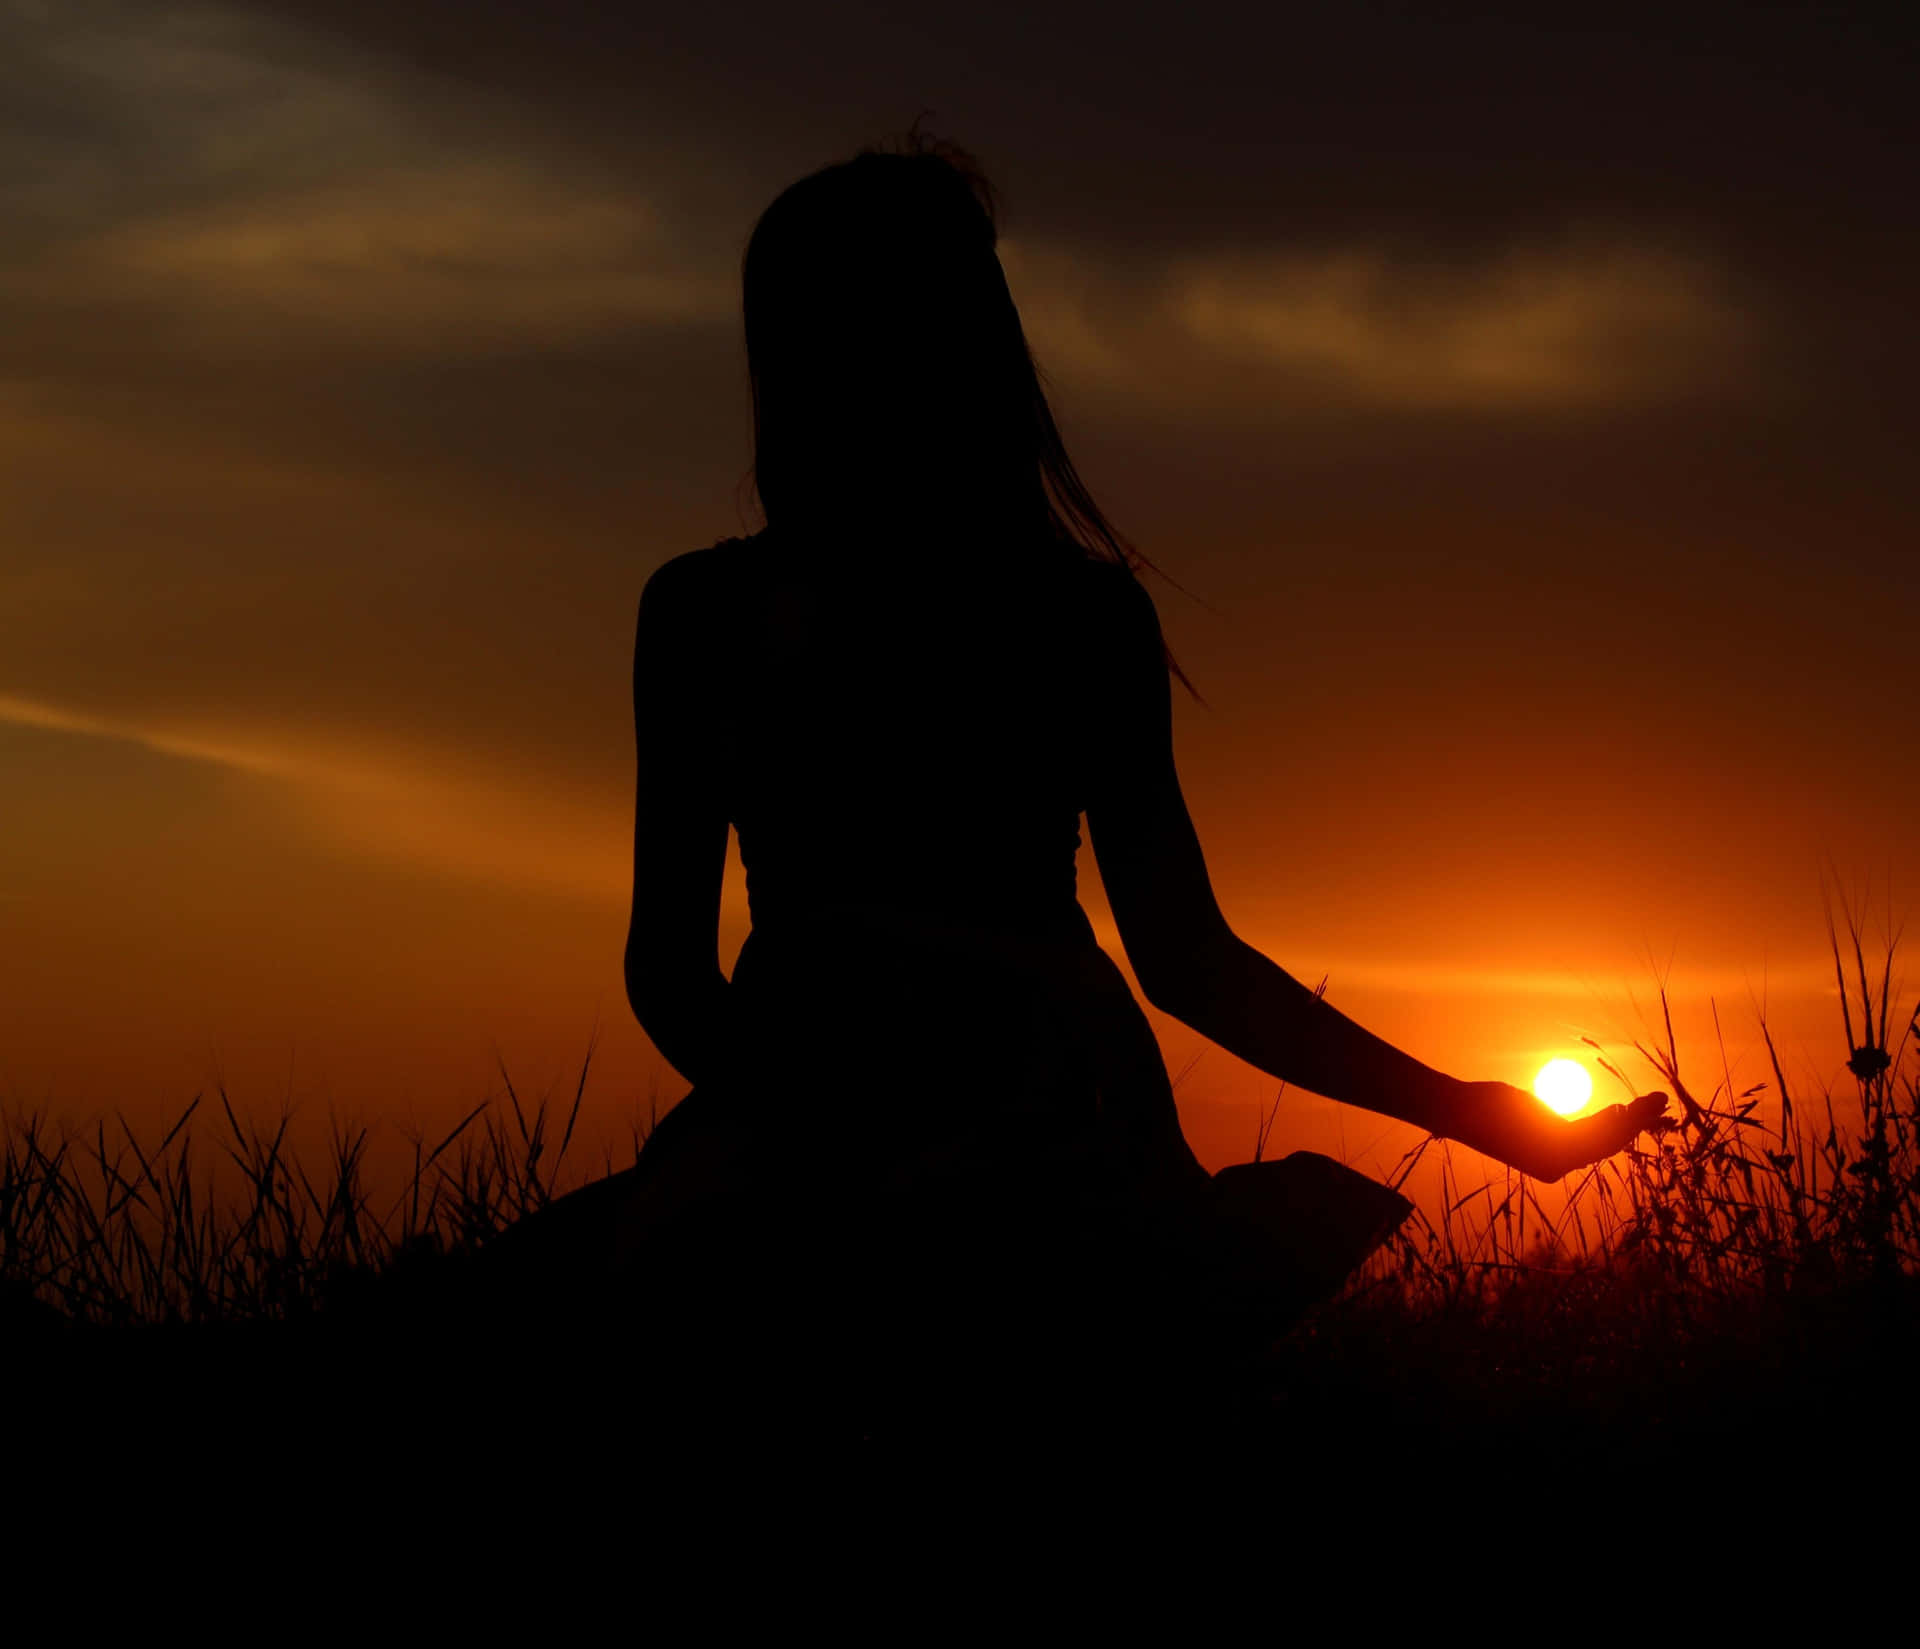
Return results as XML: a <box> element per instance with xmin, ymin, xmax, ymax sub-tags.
<box><xmin>2</xmin><ymin>2</ymin><xmax>1913</xmax><ymax>1195</ymax></box>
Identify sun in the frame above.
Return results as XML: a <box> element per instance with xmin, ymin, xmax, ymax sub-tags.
<box><xmin>1533</xmin><ymin>1058</ymin><xmax>1594</xmax><ymax>1117</ymax></box>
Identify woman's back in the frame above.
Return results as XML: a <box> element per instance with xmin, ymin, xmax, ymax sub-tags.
<box><xmin>659</xmin><ymin>527</ymin><xmax>1150</xmax><ymax>941</ymax></box>
<box><xmin>633</xmin><ymin>526</ymin><xmax>1197</xmax><ymax>1184</ymax></box>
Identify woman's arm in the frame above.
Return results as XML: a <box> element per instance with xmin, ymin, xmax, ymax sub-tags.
<box><xmin>623</xmin><ymin>553</ymin><xmax>736</xmax><ymax>1088</ymax></box>
<box><xmin>1083</xmin><ymin>572</ymin><xmax>1664</xmax><ymax>1179</ymax></box>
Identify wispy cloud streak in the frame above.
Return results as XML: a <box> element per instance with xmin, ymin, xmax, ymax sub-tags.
<box><xmin>1006</xmin><ymin>235</ymin><xmax>1753</xmax><ymax>413</ymax></box>
<box><xmin>0</xmin><ymin>692</ymin><xmax>630</xmax><ymax>903</ymax></box>
<box><xmin>0</xmin><ymin>1</ymin><xmax>730</xmax><ymax>358</ymax></box>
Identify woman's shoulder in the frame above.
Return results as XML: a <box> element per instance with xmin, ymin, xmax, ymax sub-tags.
<box><xmin>639</xmin><ymin>531</ymin><xmax>768</xmax><ymax>617</ymax></box>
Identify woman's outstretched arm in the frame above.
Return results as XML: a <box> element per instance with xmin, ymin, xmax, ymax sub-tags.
<box><xmin>623</xmin><ymin>553</ymin><xmax>735</xmax><ymax>1088</ymax></box>
<box><xmin>1083</xmin><ymin>572</ymin><xmax>1664</xmax><ymax>1181</ymax></box>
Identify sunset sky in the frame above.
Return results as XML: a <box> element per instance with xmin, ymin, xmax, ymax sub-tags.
<box><xmin>3</xmin><ymin>1</ymin><xmax>1914</xmax><ymax>1181</ymax></box>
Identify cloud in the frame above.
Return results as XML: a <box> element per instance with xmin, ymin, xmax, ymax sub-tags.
<box><xmin>3</xmin><ymin>3</ymin><xmax>1753</xmax><ymax>398</ymax></box>
<box><xmin>0</xmin><ymin>0</ymin><xmax>730</xmax><ymax>356</ymax></box>
<box><xmin>0</xmin><ymin>692</ymin><xmax>630</xmax><ymax>904</ymax></box>
<box><xmin>1</xmin><ymin>1</ymin><xmax>421</xmax><ymax>233</ymax></box>
<box><xmin>85</xmin><ymin>169</ymin><xmax>728</xmax><ymax>344</ymax></box>
<box><xmin>0</xmin><ymin>691</ymin><xmax>296</xmax><ymax>779</ymax></box>
<box><xmin>1006</xmin><ymin>235</ymin><xmax>1752</xmax><ymax>413</ymax></box>
<box><xmin>1172</xmin><ymin>241</ymin><xmax>1746</xmax><ymax>408</ymax></box>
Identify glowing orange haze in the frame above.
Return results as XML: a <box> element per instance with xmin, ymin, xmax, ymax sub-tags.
<box><xmin>0</xmin><ymin>649</ymin><xmax>1875</xmax><ymax>1197</ymax></box>
<box><xmin>0</xmin><ymin>0</ymin><xmax>1912</xmax><ymax>1212</ymax></box>
<box><xmin>0</xmin><ymin>347</ymin><xmax>1901</xmax><ymax>1202</ymax></box>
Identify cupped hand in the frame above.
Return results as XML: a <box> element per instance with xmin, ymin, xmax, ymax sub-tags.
<box><xmin>1444</xmin><ymin>1082</ymin><xmax>1671</xmax><ymax>1181</ymax></box>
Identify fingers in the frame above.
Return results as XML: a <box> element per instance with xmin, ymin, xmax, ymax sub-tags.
<box><xmin>1553</xmin><ymin>1102</ymin><xmax>1649</xmax><ymax>1176</ymax></box>
<box><xmin>1592</xmin><ymin>1093</ymin><xmax>1668</xmax><ymax>1135</ymax></box>
<box><xmin>1467</xmin><ymin>1083</ymin><xmax>1672</xmax><ymax>1180</ymax></box>
<box><xmin>1625</xmin><ymin>1090</ymin><xmax>1674</xmax><ymax>1136</ymax></box>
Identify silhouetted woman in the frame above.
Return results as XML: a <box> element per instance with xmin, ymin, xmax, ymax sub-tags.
<box><xmin>614</xmin><ymin>138</ymin><xmax>1667</xmax><ymax>1439</ymax></box>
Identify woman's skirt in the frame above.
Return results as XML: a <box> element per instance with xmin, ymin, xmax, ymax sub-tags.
<box><xmin>463</xmin><ymin>912</ymin><xmax>1412</xmax><ymax>1440</ymax></box>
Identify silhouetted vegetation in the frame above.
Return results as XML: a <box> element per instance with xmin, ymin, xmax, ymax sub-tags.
<box><xmin>1288</xmin><ymin>899</ymin><xmax>1918</xmax><ymax>1452</ymax></box>
<box><xmin>5</xmin><ymin>907</ymin><xmax>1914</xmax><ymax>1456</ymax></box>
<box><xmin>0</xmin><ymin>1043</ymin><xmax>637</xmax><ymax>1329</ymax></box>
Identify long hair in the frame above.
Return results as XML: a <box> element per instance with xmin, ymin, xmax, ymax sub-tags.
<box><xmin>742</xmin><ymin>135</ymin><xmax>1161</xmax><ymax>586</ymax></box>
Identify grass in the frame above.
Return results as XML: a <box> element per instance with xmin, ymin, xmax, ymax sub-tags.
<box><xmin>1282</xmin><ymin>894</ymin><xmax>1919</xmax><ymax>1454</ymax></box>
<box><xmin>0</xmin><ymin>1035</ymin><xmax>646</xmax><ymax>1330</ymax></box>
<box><xmin>1376</xmin><ymin>898</ymin><xmax>1916</xmax><ymax>1298</ymax></box>
<box><xmin>5</xmin><ymin>899</ymin><xmax>1916</xmax><ymax>1463</ymax></box>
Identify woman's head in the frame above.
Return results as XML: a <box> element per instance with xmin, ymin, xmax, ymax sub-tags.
<box><xmin>742</xmin><ymin>134</ymin><xmax>1138</xmax><ymax>571</ymax></box>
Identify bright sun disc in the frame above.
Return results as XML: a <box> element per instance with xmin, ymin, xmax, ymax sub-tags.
<box><xmin>1533</xmin><ymin>1058</ymin><xmax>1593</xmax><ymax>1116</ymax></box>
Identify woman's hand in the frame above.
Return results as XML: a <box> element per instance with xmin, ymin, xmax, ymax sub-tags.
<box><xmin>1442</xmin><ymin>1082</ymin><xmax>1671</xmax><ymax>1181</ymax></box>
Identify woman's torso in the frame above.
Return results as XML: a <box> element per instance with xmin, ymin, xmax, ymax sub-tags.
<box><xmin>703</xmin><ymin>527</ymin><xmax>1102</xmax><ymax>945</ymax></box>
<box><xmin>671</xmin><ymin>528</ymin><xmax>1192</xmax><ymax>1173</ymax></box>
